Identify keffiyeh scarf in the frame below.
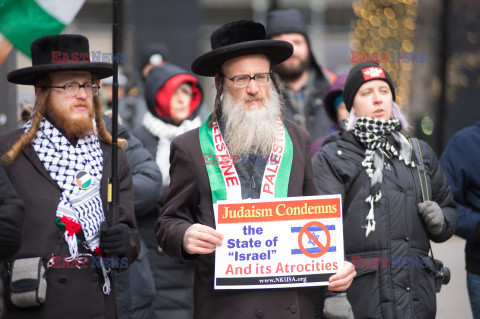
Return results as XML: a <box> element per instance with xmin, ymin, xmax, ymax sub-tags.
<box><xmin>142</xmin><ymin>111</ymin><xmax>202</xmax><ymax>185</ymax></box>
<box><xmin>351</xmin><ymin>117</ymin><xmax>415</xmax><ymax>237</ymax></box>
<box><xmin>24</xmin><ymin>118</ymin><xmax>111</xmax><ymax>293</ymax></box>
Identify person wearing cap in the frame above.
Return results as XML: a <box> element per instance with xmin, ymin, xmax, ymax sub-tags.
<box><xmin>100</xmin><ymin>72</ymin><xmax>128</xmax><ymax>112</ymax></box>
<box><xmin>155</xmin><ymin>20</ymin><xmax>355</xmax><ymax>319</ymax></box>
<box><xmin>135</xmin><ymin>63</ymin><xmax>203</xmax><ymax>189</ymax></box>
<box><xmin>133</xmin><ymin>63</ymin><xmax>202</xmax><ymax>318</ymax></box>
<box><xmin>101</xmin><ymin>72</ymin><xmax>133</xmax><ymax>129</ymax></box>
<box><xmin>121</xmin><ymin>43</ymin><xmax>171</xmax><ymax>131</ymax></box>
<box><xmin>310</xmin><ymin>72</ymin><xmax>350</xmax><ymax>157</ymax></box>
<box><xmin>139</xmin><ymin>43</ymin><xmax>171</xmax><ymax>81</ymax></box>
<box><xmin>312</xmin><ymin>62</ymin><xmax>457</xmax><ymax>318</ymax></box>
<box><xmin>440</xmin><ymin>116</ymin><xmax>480</xmax><ymax>319</ymax></box>
<box><xmin>266</xmin><ymin>8</ymin><xmax>337</xmax><ymax>144</ymax></box>
<box><xmin>0</xmin><ymin>34</ymin><xmax>140</xmax><ymax>319</ymax></box>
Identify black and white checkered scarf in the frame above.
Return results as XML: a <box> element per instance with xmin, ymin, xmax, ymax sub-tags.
<box><xmin>351</xmin><ymin>117</ymin><xmax>415</xmax><ymax>237</ymax></box>
<box><xmin>24</xmin><ymin>118</ymin><xmax>104</xmax><ymax>257</ymax></box>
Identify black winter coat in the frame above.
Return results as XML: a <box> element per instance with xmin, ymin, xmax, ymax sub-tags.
<box><xmin>132</xmin><ymin>123</ymin><xmax>195</xmax><ymax>319</ymax></box>
<box><xmin>104</xmin><ymin>115</ymin><xmax>161</xmax><ymax>319</ymax></box>
<box><xmin>0</xmin><ymin>129</ymin><xmax>140</xmax><ymax>319</ymax></box>
<box><xmin>0</xmin><ymin>165</ymin><xmax>25</xmax><ymax>259</ymax></box>
<box><xmin>156</xmin><ymin>119</ymin><xmax>318</xmax><ymax>319</ymax></box>
<box><xmin>104</xmin><ymin>116</ymin><xmax>162</xmax><ymax>217</ymax></box>
<box><xmin>133</xmin><ymin>63</ymin><xmax>202</xmax><ymax>317</ymax></box>
<box><xmin>312</xmin><ymin>131</ymin><xmax>457</xmax><ymax>319</ymax></box>
<box><xmin>0</xmin><ymin>165</ymin><xmax>25</xmax><ymax>318</ymax></box>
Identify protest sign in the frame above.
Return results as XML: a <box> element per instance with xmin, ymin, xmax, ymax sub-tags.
<box><xmin>214</xmin><ymin>195</ymin><xmax>344</xmax><ymax>289</ymax></box>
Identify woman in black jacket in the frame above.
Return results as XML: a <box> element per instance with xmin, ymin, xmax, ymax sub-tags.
<box><xmin>312</xmin><ymin>62</ymin><xmax>457</xmax><ymax>319</ymax></box>
<box><xmin>133</xmin><ymin>63</ymin><xmax>202</xmax><ymax>319</ymax></box>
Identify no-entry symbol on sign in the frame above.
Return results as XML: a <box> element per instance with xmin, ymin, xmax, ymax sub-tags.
<box><xmin>297</xmin><ymin>221</ymin><xmax>331</xmax><ymax>258</ymax></box>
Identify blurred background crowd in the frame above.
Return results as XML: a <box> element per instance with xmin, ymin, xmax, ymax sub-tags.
<box><xmin>1</xmin><ymin>0</ymin><xmax>478</xmax><ymax>156</ymax></box>
<box><xmin>0</xmin><ymin>0</ymin><xmax>479</xmax><ymax>318</ymax></box>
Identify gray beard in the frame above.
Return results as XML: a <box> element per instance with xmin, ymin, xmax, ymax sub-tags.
<box><xmin>222</xmin><ymin>86</ymin><xmax>282</xmax><ymax>156</ymax></box>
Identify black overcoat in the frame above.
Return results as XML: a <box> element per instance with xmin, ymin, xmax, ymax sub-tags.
<box><xmin>0</xmin><ymin>130</ymin><xmax>140</xmax><ymax>319</ymax></box>
<box><xmin>156</xmin><ymin>119</ymin><xmax>319</xmax><ymax>319</ymax></box>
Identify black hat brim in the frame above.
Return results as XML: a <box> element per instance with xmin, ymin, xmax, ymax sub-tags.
<box><xmin>8</xmin><ymin>62</ymin><xmax>113</xmax><ymax>85</ymax></box>
<box><xmin>191</xmin><ymin>40</ymin><xmax>293</xmax><ymax>77</ymax></box>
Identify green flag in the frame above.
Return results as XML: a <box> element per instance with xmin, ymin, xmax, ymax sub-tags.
<box><xmin>0</xmin><ymin>0</ymin><xmax>85</xmax><ymax>57</ymax></box>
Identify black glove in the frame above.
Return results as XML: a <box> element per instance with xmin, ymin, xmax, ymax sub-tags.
<box><xmin>100</xmin><ymin>222</ymin><xmax>131</xmax><ymax>256</ymax></box>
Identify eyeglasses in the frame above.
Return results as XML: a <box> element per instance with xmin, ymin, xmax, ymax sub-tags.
<box><xmin>224</xmin><ymin>72</ymin><xmax>271</xmax><ymax>88</ymax></box>
<box><xmin>45</xmin><ymin>82</ymin><xmax>100</xmax><ymax>97</ymax></box>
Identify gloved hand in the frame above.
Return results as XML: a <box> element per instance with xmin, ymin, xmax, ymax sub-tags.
<box><xmin>323</xmin><ymin>292</ymin><xmax>354</xmax><ymax>319</ymax></box>
<box><xmin>418</xmin><ymin>201</ymin><xmax>444</xmax><ymax>235</ymax></box>
<box><xmin>100</xmin><ymin>222</ymin><xmax>131</xmax><ymax>256</ymax></box>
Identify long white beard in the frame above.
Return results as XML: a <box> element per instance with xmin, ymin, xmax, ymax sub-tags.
<box><xmin>222</xmin><ymin>86</ymin><xmax>282</xmax><ymax>156</ymax></box>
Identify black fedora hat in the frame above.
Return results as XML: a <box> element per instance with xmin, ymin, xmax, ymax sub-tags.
<box><xmin>191</xmin><ymin>20</ymin><xmax>293</xmax><ymax>77</ymax></box>
<box><xmin>8</xmin><ymin>34</ymin><xmax>113</xmax><ymax>85</ymax></box>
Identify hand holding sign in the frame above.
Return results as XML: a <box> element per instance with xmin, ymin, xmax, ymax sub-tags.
<box><xmin>183</xmin><ymin>223</ymin><xmax>224</xmax><ymax>255</ymax></box>
<box><xmin>214</xmin><ymin>195</ymin><xmax>345</xmax><ymax>289</ymax></box>
<box><xmin>327</xmin><ymin>261</ymin><xmax>356</xmax><ymax>291</ymax></box>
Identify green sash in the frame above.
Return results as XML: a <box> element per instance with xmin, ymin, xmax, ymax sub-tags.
<box><xmin>199</xmin><ymin>114</ymin><xmax>293</xmax><ymax>204</ymax></box>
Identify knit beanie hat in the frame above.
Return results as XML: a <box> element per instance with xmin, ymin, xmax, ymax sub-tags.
<box><xmin>266</xmin><ymin>9</ymin><xmax>325</xmax><ymax>72</ymax></box>
<box><xmin>343</xmin><ymin>62</ymin><xmax>396</xmax><ymax>112</ymax></box>
<box><xmin>139</xmin><ymin>43</ymin><xmax>171</xmax><ymax>72</ymax></box>
<box><xmin>266</xmin><ymin>9</ymin><xmax>308</xmax><ymax>38</ymax></box>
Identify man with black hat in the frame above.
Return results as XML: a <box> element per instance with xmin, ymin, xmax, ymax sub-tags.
<box><xmin>156</xmin><ymin>20</ymin><xmax>355</xmax><ymax>319</ymax></box>
<box><xmin>0</xmin><ymin>34</ymin><xmax>140</xmax><ymax>319</ymax></box>
<box><xmin>266</xmin><ymin>8</ymin><xmax>337</xmax><ymax>144</ymax></box>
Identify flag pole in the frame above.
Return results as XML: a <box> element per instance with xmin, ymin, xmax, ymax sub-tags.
<box><xmin>108</xmin><ymin>0</ymin><xmax>120</xmax><ymax>238</ymax></box>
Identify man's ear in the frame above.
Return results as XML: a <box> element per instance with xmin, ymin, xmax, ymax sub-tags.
<box><xmin>34</xmin><ymin>86</ymin><xmax>41</xmax><ymax>96</ymax></box>
<box><xmin>214</xmin><ymin>75</ymin><xmax>220</xmax><ymax>90</ymax></box>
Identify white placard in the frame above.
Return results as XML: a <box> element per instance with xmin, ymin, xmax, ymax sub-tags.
<box><xmin>213</xmin><ymin>195</ymin><xmax>344</xmax><ymax>289</ymax></box>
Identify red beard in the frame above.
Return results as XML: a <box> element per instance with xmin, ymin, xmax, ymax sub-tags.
<box><xmin>45</xmin><ymin>93</ymin><xmax>95</xmax><ymax>139</ymax></box>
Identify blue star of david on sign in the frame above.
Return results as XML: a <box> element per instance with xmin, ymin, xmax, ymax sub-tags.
<box><xmin>307</xmin><ymin>232</ymin><xmax>320</xmax><ymax>246</ymax></box>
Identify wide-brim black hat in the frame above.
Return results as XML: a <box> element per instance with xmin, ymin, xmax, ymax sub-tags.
<box><xmin>191</xmin><ymin>20</ymin><xmax>293</xmax><ymax>77</ymax></box>
<box><xmin>8</xmin><ymin>34</ymin><xmax>113</xmax><ymax>85</ymax></box>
